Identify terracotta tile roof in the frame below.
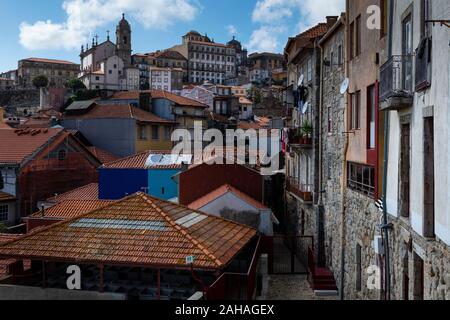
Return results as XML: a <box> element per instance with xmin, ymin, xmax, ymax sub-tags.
<box><xmin>0</xmin><ymin>128</ymin><xmax>63</xmax><ymax>164</ymax></box>
<box><xmin>47</xmin><ymin>183</ymin><xmax>99</xmax><ymax>203</ymax></box>
<box><xmin>63</xmin><ymin>104</ymin><xmax>176</xmax><ymax>123</ymax></box>
<box><xmin>0</xmin><ymin>192</ymin><xmax>15</xmax><ymax>202</ymax></box>
<box><xmin>285</xmin><ymin>22</ymin><xmax>329</xmax><ymax>53</ymax></box>
<box><xmin>154</xmin><ymin>50</ymin><xmax>187</xmax><ymax>60</ymax></box>
<box><xmin>188</xmin><ymin>184</ymin><xmax>268</xmax><ymax>211</ymax></box>
<box><xmin>87</xmin><ymin>147</ymin><xmax>119</xmax><ymax>164</ymax></box>
<box><xmin>0</xmin><ymin>234</ymin><xmax>26</xmax><ymax>278</ymax></box>
<box><xmin>110</xmin><ymin>90</ymin><xmax>208</xmax><ymax>108</ymax></box>
<box><xmin>0</xmin><ymin>193</ymin><xmax>256</xmax><ymax>270</ymax></box>
<box><xmin>21</xmin><ymin>57</ymin><xmax>79</xmax><ymax>65</ymax></box>
<box><xmin>28</xmin><ymin>200</ymin><xmax>115</xmax><ymax>220</ymax></box>
<box><xmin>103</xmin><ymin>150</ymin><xmax>185</xmax><ymax>170</ymax></box>
<box><xmin>239</xmin><ymin>97</ymin><xmax>253</xmax><ymax>105</ymax></box>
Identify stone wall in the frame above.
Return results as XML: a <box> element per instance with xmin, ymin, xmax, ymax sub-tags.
<box><xmin>0</xmin><ymin>89</ymin><xmax>40</xmax><ymax>115</ymax></box>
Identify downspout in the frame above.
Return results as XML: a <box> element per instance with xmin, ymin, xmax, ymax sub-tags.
<box><xmin>381</xmin><ymin>0</ymin><xmax>395</xmax><ymax>301</ymax></box>
<box><xmin>316</xmin><ymin>40</ymin><xmax>326</xmax><ymax>267</ymax></box>
<box><xmin>339</xmin><ymin>6</ymin><xmax>350</xmax><ymax>300</ymax></box>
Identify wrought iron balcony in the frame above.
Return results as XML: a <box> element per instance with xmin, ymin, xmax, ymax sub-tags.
<box><xmin>286</xmin><ymin>178</ymin><xmax>313</xmax><ymax>203</ymax></box>
<box><xmin>379</xmin><ymin>55</ymin><xmax>414</xmax><ymax>111</ymax></box>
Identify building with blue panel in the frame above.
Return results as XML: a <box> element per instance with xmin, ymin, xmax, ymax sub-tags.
<box><xmin>98</xmin><ymin>151</ymin><xmax>189</xmax><ymax>201</ymax></box>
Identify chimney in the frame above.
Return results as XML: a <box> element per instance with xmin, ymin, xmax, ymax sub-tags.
<box><xmin>41</xmin><ymin>205</ymin><xmax>45</xmax><ymax>218</ymax></box>
<box><xmin>139</xmin><ymin>91</ymin><xmax>151</xmax><ymax>112</ymax></box>
<box><xmin>326</xmin><ymin>16</ymin><xmax>338</xmax><ymax>29</ymax></box>
<box><xmin>50</xmin><ymin>116</ymin><xmax>58</xmax><ymax>127</ymax></box>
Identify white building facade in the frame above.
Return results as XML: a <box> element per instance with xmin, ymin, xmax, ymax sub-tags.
<box><xmin>382</xmin><ymin>0</ymin><xmax>450</xmax><ymax>300</ymax></box>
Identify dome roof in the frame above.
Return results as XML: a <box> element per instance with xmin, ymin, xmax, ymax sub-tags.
<box><xmin>118</xmin><ymin>14</ymin><xmax>130</xmax><ymax>28</ymax></box>
<box><xmin>186</xmin><ymin>30</ymin><xmax>201</xmax><ymax>36</ymax></box>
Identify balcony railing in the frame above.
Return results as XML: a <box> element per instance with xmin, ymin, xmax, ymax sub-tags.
<box><xmin>286</xmin><ymin>127</ymin><xmax>312</xmax><ymax>149</ymax></box>
<box><xmin>286</xmin><ymin>178</ymin><xmax>313</xmax><ymax>203</ymax></box>
<box><xmin>380</xmin><ymin>55</ymin><xmax>414</xmax><ymax>110</ymax></box>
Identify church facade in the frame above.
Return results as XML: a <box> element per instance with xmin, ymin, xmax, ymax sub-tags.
<box><xmin>78</xmin><ymin>14</ymin><xmax>139</xmax><ymax>91</ymax></box>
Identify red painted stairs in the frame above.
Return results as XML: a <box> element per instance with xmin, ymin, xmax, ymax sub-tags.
<box><xmin>308</xmin><ymin>248</ymin><xmax>338</xmax><ymax>294</ymax></box>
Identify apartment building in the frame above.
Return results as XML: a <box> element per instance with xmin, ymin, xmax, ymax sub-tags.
<box><xmin>283</xmin><ymin>21</ymin><xmax>330</xmax><ymax>264</ymax></box>
<box><xmin>248</xmin><ymin>52</ymin><xmax>286</xmax><ymax>83</ymax></box>
<box><xmin>132</xmin><ymin>53</ymin><xmax>150</xmax><ymax>89</ymax></box>
<box><xmin>148</xmin><ymin>50</ymin><xmax>188</xmax><ymax>83</ymax></box>
<box><xmin>381</xmin><ymin>0</ymin><xmax>450</xmax><ymax>300</ymax></box>
<box><xmin>149</xmin><ymin>67</ymin><xmax>183</xmax><ymax>92</ymax></box>
<box><xmin>18</xmin><ymin>58</ymin><xmax>80</xmax><ymax>88</ymax></box>
<box><xmin>171</xmin><ymin>31</ymin><xmax>237</xmax><ymax>85</ymax></box>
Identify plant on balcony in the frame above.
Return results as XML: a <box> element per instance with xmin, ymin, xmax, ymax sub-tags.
<box><xmin>301</xmin><ymin>120</ymin><xmax>313</xmax><ymax>145</ymax></box>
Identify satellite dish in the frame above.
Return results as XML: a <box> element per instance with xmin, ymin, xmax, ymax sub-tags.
<box><xmin>301</xmin><ymin>102</ymin><xmax>309</xmax><ymax>115</ymax></box>
<box><xmin>297</xmin><ymin>74</ymin><xmax>304</xmax><ymax>87</ymax></box>
<box><xmin>340</xmin><ymin>78</ymin><xmax>349</xmax><ymax>95</ymax></box>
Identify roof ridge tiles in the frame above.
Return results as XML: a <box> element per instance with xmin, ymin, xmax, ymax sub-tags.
<box><xmin>139</xmin><ymin>193</ymin><xmax>223</xmax><ymax>267</ymax></box>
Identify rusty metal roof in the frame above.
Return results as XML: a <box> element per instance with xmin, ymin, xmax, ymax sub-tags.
<box><xmin>0</xmin><ymin>193</ymin><xmax>256</xmax><ymax>270</ymax></box>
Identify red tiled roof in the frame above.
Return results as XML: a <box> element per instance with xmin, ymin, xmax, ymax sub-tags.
<box><xmin>28</xmin><ymin>200</ymin><xmax>114</xmax><ymax>220</ymax></box>
<box><xmin>154</xmin><ymin>50</ymin><xmax>187</xmax><ymax>60</ymax></box>
<box><xmin>0</xmin><ymin>193</ymin><xmax>256</xmax><ymax>270</ymax></box>
<box><xmin>47</xmin><ymin>183</ymin><xmax>99</xmax><ymax>203</ymax></box>
<box><xmin>63</xmin><ymin>104</ymin><xmax>176</xmax><ymax>123</ymax></box>
<box><xmin>0</xmin><ymin>234</ymin><xmax>26</xmax><ymax>278</ymax></box>
<box><xmin>103</xmin><ymin>150</ymin><xmax>184</xmax><ymax>169</ymax></box>
<box><xmin>188</xmin><ymin>184</ymin><xmax>268</xmax><ymax>211</ymax></box>
<box><xmin>0</xmin><ymin>192</ymin><xmax>15</xmax><ymax>202</ymax></box>
<box><xmin>110</xmin><ymin>90</ymin><xmax>208</xmax><ymax>108</ymax></box>
<box><xmin>0</xmin><ymin>128</ymin><xmax>63</xmax><ymax>164</ymax></box>
<box><xmin>21</xmin><ymin>57</ymin><xmax>78</xmax><ymax>65</ymax></box>
<box><xmin>87</xmin><ymin>147</ymin><xmax>119</xmax><ymax>164</ymax></box>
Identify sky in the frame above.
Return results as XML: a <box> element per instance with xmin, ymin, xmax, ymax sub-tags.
<box><xmin>0</xmin><ymin>0</ymin><xmax>344</xmax><ymax>72</ymax></box>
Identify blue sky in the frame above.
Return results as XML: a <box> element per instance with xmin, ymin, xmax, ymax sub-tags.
<box><xmin>0</xmin><ymin>0</ymin><xmax>344</xmax><ymax>72</ymax></box>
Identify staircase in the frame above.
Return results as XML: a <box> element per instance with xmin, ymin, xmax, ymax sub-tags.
<box><xmin>308</xmin><ymin>248</ymin><xmax>338</xmax><ymax>296</ymax></box>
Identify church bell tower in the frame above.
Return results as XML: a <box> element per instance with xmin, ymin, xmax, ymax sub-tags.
<box><xmin>116</xmin><ymin>13</ymin><xmax>132</xmax><ymax>67</ymax></box>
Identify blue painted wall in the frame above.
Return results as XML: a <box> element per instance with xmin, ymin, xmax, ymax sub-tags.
<box><xmin>99</xmin><ymin>168</ymin><xmax>148</xmax><ymax>200</ymax></box>
<box><xmin>152</xmin><ymin>99</ymin><xmax>175</xmax><ymax>121</ymax></box>
<box><xmin>148</xmin><ymin>169</ymin><xmax>180</xmax><ymax>200</ymax></box>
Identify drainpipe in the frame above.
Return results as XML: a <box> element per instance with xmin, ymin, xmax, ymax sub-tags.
<box><xmin>380</xmin><ymin>0</ymin><xmax>395</xmax><ymax>301</ymax></box>
<box><xmin>316</xmin><ymin>39</ymin><xmax>326</xmax><ymax>267</ymax></box>
<box><xmin>339</xmin><ymin>6</ymin><xmax>350</xmax><ymax>300</ymax></box>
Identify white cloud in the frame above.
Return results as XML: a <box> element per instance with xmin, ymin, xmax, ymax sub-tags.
<box><xmin>252</xmin><ymin>0</ymin><xmax>295</xmax><ymax>24</ymax></box>
<box><xmin>19</xmin><ymin>0</ymin><xmax>201</xmax><ymax>50</ymax></box>
<box><xmin>249</xmin><ymin>0</ymin><xmax>345</xmax><ymax>53</ymax></box>
<box><xmin>226</xmin><ymin>25</ymin><xmax>238</xmax><ymax>37</ymax></box>
<box><xmin>246</xmin><ymin>26</ymin><xmax>285</xmax><ymax>53</ymax></box>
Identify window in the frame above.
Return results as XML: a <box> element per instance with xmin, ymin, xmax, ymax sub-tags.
<box><xmin>348</xmin><ymin>162</ymin><xmax>375</xmax><ymax>197</ymax></box>
<box><xmin>350</xmin><ymin>91</ymin><xmax>361</xmax><ymax>130</ymax></box>
<box><xmin>0</xmin><ymin>204</ymin><xmax>8</xmax><ymax>222</ymax></box>
<box><xmin>164</xmin><ymin>127</ymin><xmax>172</xmax><ymax>140</ymax></box>
<box><xmin>327</xmin><ymin>106</ymin><xmax>333</xmax><ymax>134</ymax></box>
<box><xmin>381</xmin><ymin>0</ymin><xmax>388</xmax><ymax>37</ymax></box>
<box><xmin>356</xmin><ymin>244</ymin><xmax>362</xmax><ymax>292</ymax></box>
<box><xmin>139</xmin><ymin>126</ymin><xmax>147</xmax><ymax>140</ymax></box>
<box><xmin>337</xmin><ymin>45</ymin><xmax>343</xmax><ymax>65</ymax></box>
<box><xmin>0</xmin><ymin>171</ymin><xmax>4</xmax><ymax>189</ymax></box>
<box><xmin>152</xmin><ymin>126</ymin><xmax>160</xmax><ymax>140</ymax></box>
<box><xmin>355</xmin><ymin>15</ymin><xmax>361</xmax><ymax>56</ymax></box>
<box><xmin>109</xmin><ymin>70</ymin><xmax>112</xmax><ymax>74</ymax></box>
<box><xmin>423</xmin><ymin>116</ymin><xmax>435</xmax><ymax>238</ymax></box>
<box><xmin>402</xmin><ymin>14</ymin><xmax>413</xmax><ymax>91</ymax></box>
<box><xmin>367</xmin><ymin>85</ymin><xmax>376</xmax><ymax>149</ymax></box>
<box><xmin>307</xmin><ymin>58</ymin><xmax>312</xmax><ymax>81</ymax></box>
<box><xmin>420</xmin><ymin>0</ymin><xmax>431</xmax><ymax>38</ymax></box>
<box><xmin>58</xmin><ymin>149</ymin><xmax>67</xmax><ymax>161</ymax></box>
<box><xmin>349</xmin><ymin>21</ymin><xmax>355</xmax><ymax>60</ymax></box>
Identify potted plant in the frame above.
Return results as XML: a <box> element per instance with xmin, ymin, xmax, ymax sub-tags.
<box><xmin>301</xmin><ymin>120</ymin><xmax>313</xmax><ymax>145</ymax></box>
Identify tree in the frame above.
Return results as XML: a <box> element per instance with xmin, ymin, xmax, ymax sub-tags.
<box><xmin>32</xmin><ymin>75</ymin><xmax>49</xmax><ymax>88</ymax></box>
<box><xmin>65</xmin><ymin>78</ymin><xmax>86</xmax><ymax>91</ymax></box>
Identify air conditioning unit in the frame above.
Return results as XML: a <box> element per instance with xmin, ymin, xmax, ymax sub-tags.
<box><xmin>373</xmin><ymin>235</ymin><xmax>384</xmax><ymax>255</ymax></box>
